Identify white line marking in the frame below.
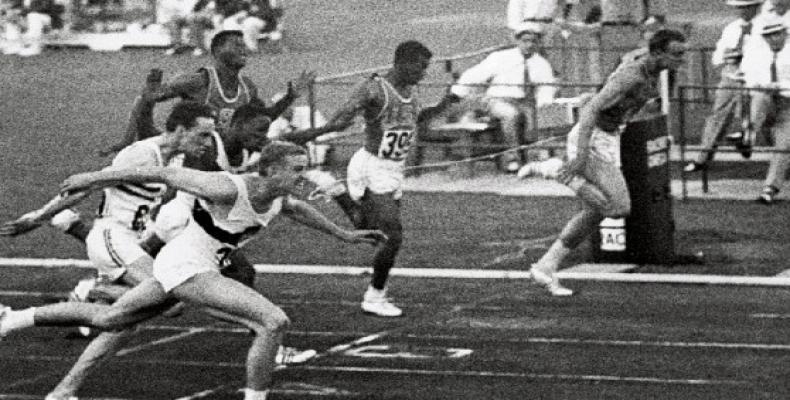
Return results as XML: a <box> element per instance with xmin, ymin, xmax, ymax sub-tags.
<box><xmin>4</xmin><ymin>258</ymin><xmax>790</xmax><ymax>286</ymax></box>
<box><xmin>750</xmin><ymin>313</ymin><xmax>790</xmax><ymax>319</ymax></box>
<box><xmin>0</xmin><ymin>355</ymin><xmax>752</xmax><ymax>388</ymax></box>
<box><xmin>4</xmin><ymin>328</ymin><xmax>207</xmax><ymax>390</ymax></box>
<box><xmin>290</xmin><ymin>365</ymin><xmax>749</xmax><ymax>386</ymax></box>
<box><xmin>116</xmin><ymin>328</ymin><xmax>206</xmax><ymax>356</ymax></box>
<box><xmin>127</xmin><ymin>326</ymin><xmax>790</xmax><ymax>351</ymax></box>
<box><xmin>0</xmin><ymin>395</ymin><xmax>131</xmax><ymax>400</ymax></box>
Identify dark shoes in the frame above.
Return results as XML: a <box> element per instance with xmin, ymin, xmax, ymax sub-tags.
<box><xmin>725</xmin><ymin>131</ymin><xmax>753</xmax><ymax>159</ymax></box>
<box><xmin>758</xmin><ymin>186</ymin><xmax>779</xmax><ymax>205</ymax></box>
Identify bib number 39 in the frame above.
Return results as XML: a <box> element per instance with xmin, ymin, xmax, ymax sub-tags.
<box><xmin>378</xmin><ymin>130</ymin><xmax>413</xmax><ymax>161</ymax></box>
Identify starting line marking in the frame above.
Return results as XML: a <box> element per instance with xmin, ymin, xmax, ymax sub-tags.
<box><xmin>3</xmin><ymin>258</ymin><xmax>790</xmax><ymax>287</ymax></box>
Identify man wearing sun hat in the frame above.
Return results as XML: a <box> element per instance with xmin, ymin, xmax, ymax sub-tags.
<box><xmin>684</xmin><ymin>0</ymin><xmax>764</xmax><ymax>173</ymax></box>
<box><xmin>451</xmin><ymin>21</ymin><xmax>558</xmax><ymax>172</ymax></box>
<box><xmin>741</xmin><ymin>16</ymin><xmax>790</xmax><ymax>203</ymax></box>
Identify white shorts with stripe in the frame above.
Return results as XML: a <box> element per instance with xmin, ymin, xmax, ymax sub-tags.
<box><xmin>153</xmin><ymin>222</ymin><xmax>228</xmax><ymax>293</ymax></box>
<box><xmin>566</xmin><ymin>123</ymin><xmax>623</xmax><ymax>167</ymax></box>
<box><xmin>85</xmin><ymin>219</ymin><xmax>149</xmax><ymax>282</ymax></box>
<box><xmin>346</xmin><ymin>148</ymin><xmax>405</xmax><ymax>201</ymax></box>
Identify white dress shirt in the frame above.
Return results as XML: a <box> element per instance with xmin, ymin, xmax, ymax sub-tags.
<box><xmin>711</xmin><ymin>18</ymin><xmax>755</xmax><ymax>67</ymax></box>
<box><xmin>742</xmin><ymin>42</ymin><xmax>790</xmax><ymax>97</ymax></box>
<box><xmin>451</xmin><ymin>48</ymin><xmax>557</xmax><ymax>106</ymax></box>
<box><xmin>507</xmin><ymin>0</ymin><xmax>560</xmax><ymax>30</ymax></box>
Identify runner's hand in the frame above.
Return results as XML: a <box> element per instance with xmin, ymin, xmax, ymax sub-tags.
<box><xmin>558</xmin><ymin>157</ymin><xmax>585</xmax><ymax>184</ymax></box>
<box><xmin>142</xmin><ymin>68</ymin><xmax>164</xmax><ymax>102</ymax></box>
<box><xmin>290</xmin><ymin>70</ymin><xmax>318</xmax><ymax>98</ymax></box>
<box><xmin>0</xmin><ymin>212</ymin><xmax>42</xmax><ymax>236</ymax></box>
<box><xmin>340</xmin><ymin>229</ymin><xmax>388</xmax><ymax>246</ymax></box>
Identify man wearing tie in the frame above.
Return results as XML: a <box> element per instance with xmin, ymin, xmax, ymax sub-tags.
<box><xmin>743</xmin><ymin>18</ymin><xmax>790</xmax><ymax>203</ymax></box>
<box><xmin>685</xmin><ymin>0</ymin><xmax>763</xmax><ymax>173</ymax></box>
<box><xmin>451</xmin><ymin>22</ymin><xmax>558</xmax><ymax>172</ymax></box>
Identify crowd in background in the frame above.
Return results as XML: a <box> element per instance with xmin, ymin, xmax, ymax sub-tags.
<box><xmin>0</xmin><ymin>0</ymin><xmax>282</xmax><ymax>56</ymax></box>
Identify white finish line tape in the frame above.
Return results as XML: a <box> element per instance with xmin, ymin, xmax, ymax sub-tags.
<box><xmin>2</xmin><ymin>258</ymin><xmax>790</xmax><ymax>286</ymax></box>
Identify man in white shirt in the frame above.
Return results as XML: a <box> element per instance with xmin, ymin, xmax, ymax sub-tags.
<box><xmin>451</xmin><ymin>22</ymin><xmax>558</xmax><ymax>172</ymax></box>
<box><xmin>742</xmin><ymin>18</ymin><xmax>790</xmax><ymax>203</ymax></box>
<box><xmin>685</xmin><ymin>0</ymin><xmax>763</xmax><ymax>172</ymax></box>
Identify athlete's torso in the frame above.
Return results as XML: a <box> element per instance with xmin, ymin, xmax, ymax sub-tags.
<box><xmin>596</xmin><ymin>58</ymin><xmax>660</xmax><ymax>132</ymax></box>
<box><xmin>362</xmin><ymin>75</ymin><xmax>421</xmax><ymax>162</ymax></box>
<box><xmin>196</xmin><ymin>66</ymin><xmax>252</xmax><ymax>134</ymax></box>
<box><xmin>189</xmin><ymin>173</ymin><xmax>283</xmax><ymax>250</ymax></box>
<box><xmin>98</xmin><ymin>137</ymin><xmax>171</xmax><ymax>231</ymax></box>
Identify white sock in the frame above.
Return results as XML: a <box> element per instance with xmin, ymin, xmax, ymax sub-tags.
<box><xmin>364</xmin><ymin>286</ymin><xmax>385</xmax><ymax>300</ymax></box>
<box><xmin>243</xmin><ymin>388</ymin><xmax>269</xmax><ymax>400</ymax></box>
<box><xmin>535</xmin><ymin>240</ymin><xmax>571</xmax><ymax>272</ymax></box>
<box><xmin>1</xmin><ymin>308</ymin><xmax>36</xmax><ymax>335</ymax></box>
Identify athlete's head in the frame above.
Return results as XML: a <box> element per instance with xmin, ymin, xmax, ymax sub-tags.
<box><xmin>393</xmin><ymin>40</ymin><xmax>432</xmax><ymax>85</ymax></box>
<box><xmin>229</xmin><ymin>100</ymin><xmax>272</xmax><ymax>152</ymax></box>
<box><xmin>166</xmin><ymin>101</ymin><xmax>217</xmax><ymax>159</ymax></box>
<box><xmin>257</xmin><ymin>141</ymin><xmax>309</xmax><ymax>188</ymax></box>
<box><xmin>648</xmin><ymin>29</ymin><xmax>687</xmax><ymax>71</ymax></box>
<box><xmin>211</xmin><ymin>30</ymin><xmax>247</xmax><ymax>70</ymax></box>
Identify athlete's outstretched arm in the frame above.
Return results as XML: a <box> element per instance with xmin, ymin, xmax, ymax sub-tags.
<box><xmin>265</xmin><ymin>71</ymin><xmax>318</xmax><ymax>119</ymax></box>
<box><xmin>417</xmin><ymin>90</ymin><xmax>461</xmax><ymax>124</ymax></box>
<box><xmin>281</xmin><ymin>197</ymin><xmax>386</xmax><ymax>245</ymax></box>
<box><xmin>99</xmin><ymin>69</ymin><xmax>165</xmax><ymax>156</ymax></box>
<box><xmin>279</xmin><ymin>80</ymin><xmax>376</xmax><ymax>145</ymax></box>
<box><xmin>0</xmin><ymin>191</ymin><xmax>89</xmax><ymax>236</ymax></box>
<box><xmin>61</xmin><ymin>167</ymin><xmax>238</xmax><ymax>205</ymax></box>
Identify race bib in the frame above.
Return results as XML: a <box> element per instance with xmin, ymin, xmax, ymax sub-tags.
<box><xmin>217</xmin><ymin>108</ymin><xmax>235</xmax><ymax>131</ymax></box>
<box><xmin>377</xmin><ymin>129</ymin><xmax>414</xmax><ymax>161</ymax></box>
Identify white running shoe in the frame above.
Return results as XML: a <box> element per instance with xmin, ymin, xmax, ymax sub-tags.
<box><xmin>361</xmin><ymin>287</ymin><xmax>403</xmax><ymax>317</ymax></box>
<box><xmin>275</xmin><ymin>346</ymin><xmax>317</xmax><ymax>365</ymax></box>
<box><xmin>50</xmin><ymin>209</ymin><xmax>81</xmax><ymax>232</ymax></box>
<box><xmin>45</xmin><ymin>394</ymin><xmax>78</xmax><ymax>400</ymax></box>
<box><xmin>529</xmin><ymin>265</ymin><xmax>573</xmax><ymax>297</ymax></box>
<box><xmin>516</xmin><ymin>162</ymin><xmax>537</xmax><ymax>179</ymax></box>
<box><xmin>68</xmin><ymin>278</ymin><xmax>96</xmax><ymax>337</ymax></box>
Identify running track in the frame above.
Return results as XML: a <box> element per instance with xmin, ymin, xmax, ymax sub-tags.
<box><xmin>1</xmin><ymin>265</ymin><xmax>789</xmax><ymax>399</ymax></box>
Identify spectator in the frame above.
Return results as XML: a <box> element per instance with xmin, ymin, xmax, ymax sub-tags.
<box><xmin>161</xmin><ymin>0</ymin><xmax>214</xmax><ymax>56</ymax></box>
<box><xmin>507</xmin><ymin>0</ymin><xmax>574</xmax><ymax>50</ymax></box>
<box><xmin>450</xmin><ymin>22</ymin><xmax>558</xmax><ymax>172</ymax></box>
<box><xmin>741</xmin><ymin>17</ymin><xmax>790</xmax><ymax>204</ymax></box>
<box><xmin>685</xmin><ymin>0</ymin><xmax>763</xmax><ymax>173</ymax></box>
<box><xmin>220</xmin><ymin>0</ymin><xmax>281</xmax><ymax>52</ymax></box>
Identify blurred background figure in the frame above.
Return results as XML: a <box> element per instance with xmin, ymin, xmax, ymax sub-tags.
<box><xmin>267</xmin><ymin>92</ymin><xmax>339</xmax><ymax>166</ymax></box>
<box><xmin>221</xmin><ymin>0</ymin><xmax>282</xmax><ymax>52</ymax></box>
<box><xmin>160</xmin><ymin>0</ymin><xmax>214</xmax><ymax>56</ymax></box>
<box><xmin>451</xmin><ymin>22</ymin><xmax>558</xmax><ymax>173</ymax></box>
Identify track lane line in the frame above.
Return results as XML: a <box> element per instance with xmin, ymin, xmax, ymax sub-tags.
<box><xmin>3</xmin><ymin>258</ymin><xmax>790</xmax><ymax>286</ymax></box>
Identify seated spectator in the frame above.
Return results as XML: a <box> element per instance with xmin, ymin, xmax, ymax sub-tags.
<box><xmin>450</xmin><ymin>21</ymin><xmax>558</xmax><ymax>172</ymax></box>
<box><xmin>161</xmin><ymin>0</ymin><xmax>215</xmax><ymax>56</ymax></box>
<box><xmin>221</xmin><ymin>0</ymin><xmax>281</xmax><ymax>52</ymax></box>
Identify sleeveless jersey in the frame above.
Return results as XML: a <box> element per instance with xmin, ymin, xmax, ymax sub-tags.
<box><xmin>190</xmin><ymin>173</ymin><xmax>283</xmax><ymax>250</ymax></box>
<box><xmin>202</xmin><ymin>66</ymin><xmax>252</xmax><ymax>134</ymax></box>
<box><xmin>595</xmin><ymin>57</ymin><xmax>660</xmax><ymax>133</ymax></box>
<box><xmin>97</xmin><ymin>137</ymin><xmax>169</xmax><ymax>231</ymax></box>
<box><xmin>362</xmin><ymin>75</ymin><xmax>420</xmax><ymax>162</ymax></box>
